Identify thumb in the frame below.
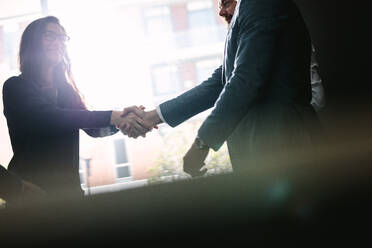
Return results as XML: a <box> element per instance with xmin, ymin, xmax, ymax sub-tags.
<box><xmin>121</xmin><ymin>107</ymin><xmax>132</xmax><ymax>117</ymax></box>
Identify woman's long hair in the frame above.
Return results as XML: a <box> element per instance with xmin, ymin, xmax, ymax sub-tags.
<box><xmin>19</xmin><ymin>16</ymin><xmax>86</xmax><ymax>108</ymax></box>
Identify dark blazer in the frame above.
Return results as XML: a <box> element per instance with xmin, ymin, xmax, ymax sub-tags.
<box><xmin>2</xmin><ymin>74</ymin><xmax>117</xmax><ymax>196</ymax></box>
<box><xmin>160</xmin><ymin>0</ymin><xmax>321</xmax><ymax>171</ymax></box>
<box><xmin>0</xmin><ymin>165</ymin><xmax>23</xmax><ymax>202</ymax></box>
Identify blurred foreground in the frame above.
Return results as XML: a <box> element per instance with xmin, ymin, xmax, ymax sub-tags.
<box><xmin>1</xmin><ymin>140</ymin><xmax>372</xmax><ymax>246</ymax></box>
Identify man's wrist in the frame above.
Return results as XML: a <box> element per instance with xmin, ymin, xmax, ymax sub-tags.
<box><xmin>148</xmin><ymin>109</ymin><xmax>163</xmax><ymax>126</ymax></box>
<box><xmin>155</xmin><ymin>106</ymin><xmax>166</xmax><ymax>125</ymax></box>
<box><xmin>194</xmin><ymin>137</ymin><xmax>209</xmax><ymax>150</ymax></box>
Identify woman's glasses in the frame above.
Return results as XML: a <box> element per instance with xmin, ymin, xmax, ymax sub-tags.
<box><xmin>43</xmin><ymin>31</ymin><xmax>70</xmax><ymax>43</ymax></box>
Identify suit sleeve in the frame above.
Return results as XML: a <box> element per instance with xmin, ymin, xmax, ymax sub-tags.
<box><xmin>2</xmin><ymin>78</ymin><xmax>112</xmax><ymax>131</ymax></box>
<box><xmin>159</xmin><ymin>66</ymin><xmax>223</xmax><ymax>127</ymax></box>
<box><xmin>198</xmin><ymin>11</ymin><xmax>286</xmax><ymax>151</ymax></box>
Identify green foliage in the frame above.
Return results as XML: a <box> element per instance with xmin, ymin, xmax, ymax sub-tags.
<box><xmin>0</xmin><ymin>198</ymin><xmax>6</xmax><ymax>209</ymax></box>
<box><xmin>147</xmin><ymin>120</ymin><xmax>232</xmax><ymax>185</ymax></box>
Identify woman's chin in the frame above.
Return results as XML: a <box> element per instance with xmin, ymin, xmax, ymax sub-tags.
<box><xmin>46</xmin><ymin>57</ymin><xmax>63</xmax><ymax>67</ymax></box>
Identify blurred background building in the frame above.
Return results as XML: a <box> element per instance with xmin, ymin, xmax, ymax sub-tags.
<box><xmin>0</xmin><ymin>0</ymin><xmax>231</xmax><ymax>194</ymax></box>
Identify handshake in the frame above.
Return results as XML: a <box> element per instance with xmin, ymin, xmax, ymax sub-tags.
<box><xmin>110</xmin><ymin>105</ymin><xmax>162</xmax><ymax>138</ymax></box>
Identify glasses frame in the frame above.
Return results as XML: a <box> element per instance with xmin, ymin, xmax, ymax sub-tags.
<box><xmin>218</xmin><ymin>0</ymin><xmax>236</xmax><ymax>10</ymax></box>
<box><xmin>42</xmin><ymin>30</ymin><xmax>70</xmax><ymax>43</ymax></box>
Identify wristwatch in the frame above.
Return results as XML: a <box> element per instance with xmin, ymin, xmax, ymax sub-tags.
<box><xmin>194</xmin><ymin>137</ymin><xmax>209</xmax><ymax>150</ymax></box>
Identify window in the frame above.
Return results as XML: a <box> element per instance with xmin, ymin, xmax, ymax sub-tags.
<box><xmin>113</xmin><ymin>139</ymin><xmax>131</xmax><ymax>181</ymax></box>
<box><xmin>187</xmin><ymin>0</ymin><xmax>215</xmax><ymax>28</ymax></box>
<box><xmin>186</xmin><ymin>0</ymin><xmax>219</xmax><ymax>46</ymax></box>
<box><xmin>79</xmin><ymin>157</ymin><xmax>92</xmax><ymax>188</ymax></box>
<box><xmin>0</xmin><ymin>0</ymin><xmax>41</xmax><ymax>19</ymax></box>
<box><xmin>114</xmin><ymin>139</ymin><xmax>129</xmax><ymax>164</ymax></box>
<box><xmin>1</xmin><ymin>22</ymin><xmax>19</xmax><ymax>71</ymax></box>
<box><xmin>151</xmin><ymin>64</ymin><xmax>181</xmax><ymax>96</ymax></box>
<box><xmin>117</xmin><ymin>166</ymin><xmax>130</xmax><ymax>178</ymax></box>
<box><xmin>144</xmin><ymin>6</ymin><xmax>173</xmax><ymax>35</ymax></box>
<box><xmin>195</xmin><ymin>58</ymin><xmax>221</xmax><ymax>83</ymax></box>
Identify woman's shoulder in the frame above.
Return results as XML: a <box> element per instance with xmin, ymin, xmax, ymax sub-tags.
<box><xmin>3</xmin><ymin>75</ymin><xmax>24</xmax><ymax>93</ymax></box>
<box><xmin>2</xmin><ymin>75</ymin><xmax>37</xmax><ymax>99</ymax></box>
<box><xmin>3</xmin><ymin>75</ymin><xmax>27</xmax><ymax>90</ymax></box>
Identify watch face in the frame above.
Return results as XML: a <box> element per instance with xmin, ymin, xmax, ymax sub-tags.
<box><xmin>195</xmin><ymin>139</ymin><xmax>202</xmax><ymax>149</ymax></box>
<box><xmin>195</xmin><ymin>138</ymin><xmax>207</xmax><ymax>150</ymax></box>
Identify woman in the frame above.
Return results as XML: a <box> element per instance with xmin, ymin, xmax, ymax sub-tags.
<box><xmin>2</xmin><ymin>16</ymin><xmax>149</xmax><ymax>197</ymax></box>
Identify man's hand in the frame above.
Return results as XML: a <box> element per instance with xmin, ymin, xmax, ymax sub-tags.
<box><xmin>120</xmin><ymin>106</ymin><xmax>163</xmax><ymax>138</ymax></box>
<box><xmin>183</xmin><ymin>140</ymin><xmax>209</xmax><ymax>178</ymax></box>
<box><xmin>110</xmin><ymin>110</ymin><xmax>152</xmax><ymax>138</ymax></box>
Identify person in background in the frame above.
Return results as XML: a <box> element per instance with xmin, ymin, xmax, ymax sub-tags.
<box><xmin>2</xmin><ymin>16</ymin><xmax>151</xmax><ymax>198</ymax></box>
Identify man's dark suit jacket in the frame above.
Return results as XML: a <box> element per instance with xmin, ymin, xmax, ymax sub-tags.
<box><xmin>159</xmin><ymin>0</ymin><xmax>321</xmax><ymax>171</ymax></box>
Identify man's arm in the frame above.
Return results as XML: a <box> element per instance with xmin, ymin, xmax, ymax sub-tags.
<box><xmin>159</xmin><ymin>66</ymin><xmax>224</xmax><ymax>127</ymax></box>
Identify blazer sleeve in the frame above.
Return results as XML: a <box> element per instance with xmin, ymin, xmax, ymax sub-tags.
<box><xmin>2</xmin><ymin>77</ymin><xmax>112</xmax><ymax>131</ymax></box>
<box><xmin>198</xmin><ymin>8</ymin><xmax>287</xmax><ymax>151</ymax></box>
<box><xmin>82</xmin><ymin>126</ymin><xmax>119</xmax><ymax>138</ymax></box>
<box><xmin>159</xmin><ymin>66</ymin><xmax>224</xmax><ymax>127</ymax></box>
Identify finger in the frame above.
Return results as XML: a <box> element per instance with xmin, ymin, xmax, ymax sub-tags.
<box><xmin>120</xmin><ymin>126</ymin><xmax>128</xmax><ymax>135</ymax></box>
<box><xmin>128</xmin><ymin>106</ymin><xmax>146</xmax><ymax>118</ymax></box>
<box><xmin>121</xmin><ymin>105</ymin><xmax>136</xmax><ymax>117</ymax></box>
<box><xmin>119</xmin><ymin>122</ymin><xmax>129</xmax><ymax>132</ymax></box>
<box><xmin>121</xmin><ymin>106</ymin><xmax>144</xmax><ymax>118</ymax></box>
<box><xmin>126</xmin><ymin>116</ymin><xmax>150</xmax><ymax>134</ymax></box>
<box><xmin>129</xmin><ymin>130</ymin><xmax>139</xmax><ymax>139</ymax></box>
<box><xmin>125</xmin><ymin>120</ymin><xmax>146</xmax><ymax>136</ymax></box>
<box><xmin>135</xmin><ymin>116</ymin><xmax>152</xmax><ymax>130</ymax></box>
<box><xmin>127</xmin><ymin>128</ymin><xmax>135</xmax><ymax>138</ymax></box>
<box><xmin>131</xmin><ymin>121</ymin><xmax>149</xmax><ymax>135</ymax></box>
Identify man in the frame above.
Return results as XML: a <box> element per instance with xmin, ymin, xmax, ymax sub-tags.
<box><xmin>123</xmin><ymin>0</ymin><xmax>322</xmax><ymax>177</ymax></box>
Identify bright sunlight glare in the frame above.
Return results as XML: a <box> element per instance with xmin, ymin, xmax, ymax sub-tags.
<box><xmin>55</xmin><ymin>2</ymin><xmax>157</xmax><ymax>111</ymax></box>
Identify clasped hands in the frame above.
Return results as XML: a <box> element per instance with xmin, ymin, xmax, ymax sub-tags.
<box><xmin>110</xmin><ymin>105</ymin><xmax>161</xmax><ymax>138</ymax></box>
<box><xmin>111</xmin><ymin>105</ymin><xmax>210</xmax><ymax>178</ymax></box>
